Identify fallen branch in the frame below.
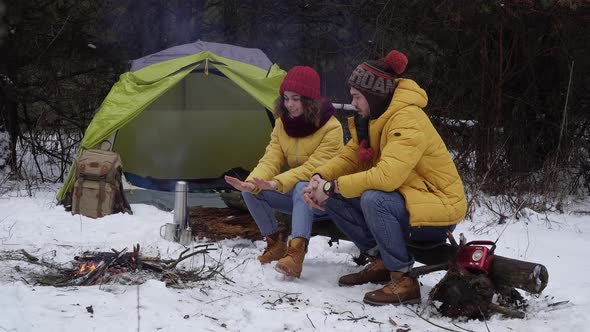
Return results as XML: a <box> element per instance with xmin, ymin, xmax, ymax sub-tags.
<box><xmin>166</xmin><ymin>244</ymin><xmax>215</xmax><ymax>270</ymax></box>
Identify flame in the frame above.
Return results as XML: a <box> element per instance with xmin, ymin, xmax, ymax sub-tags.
<box><xmin>79</xmin><ymin>262</ymin><xmax>97</xmax><ymax>274</ymax></box>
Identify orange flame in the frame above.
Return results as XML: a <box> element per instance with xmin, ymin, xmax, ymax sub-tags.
<box><xmin>79</xmin><ymin>262</ymin><xmax>97</xmax><ymax>274</ymax></box>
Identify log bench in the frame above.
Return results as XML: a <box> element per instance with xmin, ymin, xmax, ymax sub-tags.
<box><xmin>192</xmin><ymin>200</ymin><xmax>548</xmax><ymax>296</ymax></box>
<box><xmin>304</xmin><ymin>218</ymin><xmax>548</xmax><ymax>295</ymax></box>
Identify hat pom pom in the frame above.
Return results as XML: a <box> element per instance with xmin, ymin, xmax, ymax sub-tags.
<box><xmin>384</xmin><ymin>50</ymin><xmax>408</xmax><ymax>75</ymax></box>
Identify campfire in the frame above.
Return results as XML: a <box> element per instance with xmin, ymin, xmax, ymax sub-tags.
<box><xmin>78</xmin><ymin>262</ymin><xmax>97</xmax><ymax>274</ymax></box>
<box><xmin>33</xmin><ymin>244</ymin><xmax>219</xmax><ymax>288</ymax></box>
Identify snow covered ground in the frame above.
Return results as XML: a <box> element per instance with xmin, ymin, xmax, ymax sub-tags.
<box><xmin>0</xmin><ymin>184</ymin><xmax>588</xmax><ymax>332</ymax></box>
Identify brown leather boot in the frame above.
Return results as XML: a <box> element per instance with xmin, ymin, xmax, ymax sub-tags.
<box><xmin>338</xmin><ymin>256</ymin><xmax>390</xmax><ymax>286</ymax></box>
<box><xmin>257</xmin><ymin>232</ymin><xmax>287</xmax><ymax>264</ymax></box>
<box><xmin>363</xmin><ymin>272</ymin><xmax>421</xmax><ymax>306</ymax></box>
<box><xmin>274</xmin><ymin>237</ymin><xmax>307</xmax><ymax>278</ymax></box>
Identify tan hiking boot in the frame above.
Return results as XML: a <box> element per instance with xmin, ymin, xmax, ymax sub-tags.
<box><xmin>274</xmin><ymin>237</ymin><xmax>307</xmax><ymax>278</ymax></box>
<box><xmin>258</xmin><ymin>232</ymin><xmax>287</xmax><ymax>264</ymax></box>
<box><xmin>338</xmin><ymin>256</ymin><xmax>390</xmax><ymax>286</ymax></box>
<box><xmin>363</xmin><ymin>272</ymin><xmax>421</xmax><ymax>306</ymax></box>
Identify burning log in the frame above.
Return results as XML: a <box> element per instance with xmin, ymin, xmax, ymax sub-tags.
<box><xmin>72</xmin><ymin>248</ymin><xmax>129</xmax><ymax>286</ymax></box>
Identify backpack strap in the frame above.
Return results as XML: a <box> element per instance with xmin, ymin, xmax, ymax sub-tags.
<box><xmin>120</xmin><ymin>183</ymin><xmax>133</xmax><ymax>214</ymax></box>
<box><xmin>74</xmin><ymin>177</ymin><xmax>84</xmax><ymax>215</ymax></box>
<box><xmin>97</xmin><ymin>179</ymin><xmax>106</xmax><ymax>218</ymax></box>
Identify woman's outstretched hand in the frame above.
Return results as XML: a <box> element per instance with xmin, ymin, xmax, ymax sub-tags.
<box><xmin>224</xmin><ymin>175</ymin><xmax>257</xmax><ymax>192</ymax></box>
<box><xmin>251</xmin><ymin>177</ymin><xmax>278</xmax><ymax>191</ymax></box>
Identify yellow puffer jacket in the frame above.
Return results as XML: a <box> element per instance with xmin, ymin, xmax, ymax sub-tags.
<box><xmin>246</xmin><ymin>116</ymin><xmax>343</xmax><ymax>193</ymax></box>
<box><xmin>314</xmin><ymin>79</ymin><xmax>466</xmax><ymax>227</ymax></box>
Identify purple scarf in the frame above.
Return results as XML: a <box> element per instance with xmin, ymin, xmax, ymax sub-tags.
<box><xmin>281</xmin><ymin>98</ymin><xmax>336</xmax><ymax>138</ymax></box>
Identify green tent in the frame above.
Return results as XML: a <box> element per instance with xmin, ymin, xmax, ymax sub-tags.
<box><xmin>57</xmin><ymin>41</ymin><xmax>286</xmax><ymax>201</ymax></box>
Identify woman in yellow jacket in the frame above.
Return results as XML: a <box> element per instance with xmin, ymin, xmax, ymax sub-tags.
<box><xmin>225</xmin><ymin>66</ymin><xmax>343</xmax><ymax>277</ymax></box>
<box><xmin>303</xmin><ymin>51</ymin><xmax>467</xmax><ymax>305</ymax></box>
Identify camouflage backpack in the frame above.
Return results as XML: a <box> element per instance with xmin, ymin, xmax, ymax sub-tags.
<box><xmin>71</xmin><ymin>149</ymin><xmax>132</xmax><ymax>218</ymax></box>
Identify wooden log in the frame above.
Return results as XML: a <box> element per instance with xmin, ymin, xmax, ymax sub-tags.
<box><xmin>409</xmin><ymin>263</ymin><xmax>449</xmax><ymax>277</ymax></box>
<box><xmin>490</xmin><ymin>255</ymin><xmax>549</xmax><ymax>294</ymax></box>
<box><xmin>406</xmin><ymin>241</ymin><xmax>455</xmax><ymax>266</ymax></box>
<box><xmin>408</xmin><ymin>241</ymin><xmax>548</xmax><ymax>294</ymax></box>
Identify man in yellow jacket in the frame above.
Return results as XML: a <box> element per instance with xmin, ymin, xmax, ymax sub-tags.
<box><xmin>303</xmin><ymin>50</ymin><xmax>467</xmax><ymax>306</ymax></box>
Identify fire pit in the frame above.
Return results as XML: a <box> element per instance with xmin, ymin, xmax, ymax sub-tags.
<box><xmin>33</xmin><ymin>244</ymin><xmax>219</xmax><ymax>288</ymax></box>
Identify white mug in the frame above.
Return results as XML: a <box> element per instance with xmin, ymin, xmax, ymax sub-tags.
<box><xmin>160</xmin><ymin>223</ymin><xmax>178</xmax><ymax>242</ymax></box>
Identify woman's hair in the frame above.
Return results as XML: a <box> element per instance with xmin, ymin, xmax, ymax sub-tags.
<box><xmin>274</xmin><ymin>94</ymin><xmax>322</xmax><ymax>127</ymax></box>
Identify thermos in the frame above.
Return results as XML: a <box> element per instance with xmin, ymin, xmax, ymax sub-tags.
<box><xmin>173</xmin><ymin>181</ymin><xmax>188</xmax><ymax>230</ymax></box>
<box><xmin>173</xmin><ymin>181</ymin><xmax>192</xmax><ymax>245</ymax></box>
<box><xmin>160</xmin><ymin>181</ymin><xmax>192</xmax><ymax>245</ymax></box>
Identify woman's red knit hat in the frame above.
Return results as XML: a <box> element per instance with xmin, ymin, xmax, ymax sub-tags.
<box><xmin>279</xmin><ymin>66</ymin><xmax>321</xmax><ymax>100</ymax></box>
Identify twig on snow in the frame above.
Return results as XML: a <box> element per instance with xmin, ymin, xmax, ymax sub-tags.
<box><xmin>451</xmin><ymin>322</ymin><xmax>475</xmax><ymax>332</ymax></box>
<box><xmin>306</xmin><ymin>313</ymin><xmax>316</xmax><ymax>329</ymax></box>
<box><xmin>19</xmin><ymin>249</ymin><xmax>39</xmax><ymax>262</ymax></box>
<box><xmin>205</xmin><ymin>295</ymin><xmax>232</xmax><ymax>304</ymax></box>
<box><xmin>406</xmin><ymin>306</ymin><xmax>462</xmax><ymax>332</ymax></box>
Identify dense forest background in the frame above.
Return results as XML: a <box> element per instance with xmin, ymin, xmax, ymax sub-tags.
<box><xmin>0</xmin><ymin>0</ymin><xmax>589</xmax><ymax>210</ymax></box>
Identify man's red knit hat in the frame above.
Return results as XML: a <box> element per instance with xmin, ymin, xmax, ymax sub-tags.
<box><xmin>348</xmin><ymin>50</ymin><xmax>408</xmax><ymax>120</ymax></box>
<box><xmin>348</xmin><ymin>50</ymin><xmax>408</xmax><ymax>98</ymax></box>
<box><xmin>279</xmin><ymin>66</ymin><xmax>321</xmax><ymax>100</ymax></box>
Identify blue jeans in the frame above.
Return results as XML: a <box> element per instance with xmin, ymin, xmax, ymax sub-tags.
<box><xmin>325</xmin><ymin>190</ymin><xmax>453</xmax><ymax>272</ymax></box>
<box><xmin>242</xmin><ymin>182</ymin><xmax>328</xmax><ymax>240</ymax></box>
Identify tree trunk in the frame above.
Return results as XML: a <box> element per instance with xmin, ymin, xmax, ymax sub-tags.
<box><xmin>0</xmin><ymin>75</ymin><xmax>18</xmax><ymax>174</ymax></box>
